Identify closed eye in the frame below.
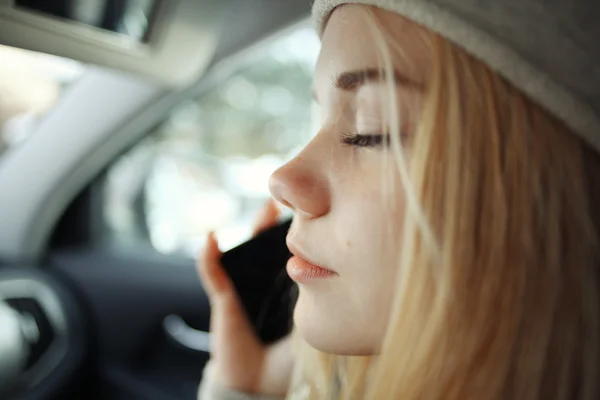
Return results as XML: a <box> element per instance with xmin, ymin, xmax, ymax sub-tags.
<box><xmin>340</xmin><ymin>133</ymin><xmax>390</xmax><ymax>148</ymax></box>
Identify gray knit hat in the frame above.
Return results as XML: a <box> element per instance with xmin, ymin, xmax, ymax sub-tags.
<box><xmin>312</xmin><ymin>0</ymin><xmax>600</xmax><ymax>154</ymax></box>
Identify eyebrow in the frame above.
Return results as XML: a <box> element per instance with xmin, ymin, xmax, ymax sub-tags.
<box><xmin>311</xmin><ymin>68</ymin><xmax>423</xmax><ymax>102</ymax></box>
<box><xmin>335</xmin><ymin>68</ymin><xmax>424</xmax><ymax>91</ymax></box>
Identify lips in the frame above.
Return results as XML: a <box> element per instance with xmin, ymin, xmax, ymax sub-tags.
<box><xmin>286</xmin><ymin>242</ymin><xmax>336</xmax><ymax>282</ymax></box>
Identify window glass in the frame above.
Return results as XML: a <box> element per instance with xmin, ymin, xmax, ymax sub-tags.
<box><xmin>0</xmin><ymin>45</ymin><xmax>85</xmax><ymax>158</ymax></box>
<box><xmin>104</xmin><ymin>22</ymin><xmax>320</xmax><ymax>258</ymax></box>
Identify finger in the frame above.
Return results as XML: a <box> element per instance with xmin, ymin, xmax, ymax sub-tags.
<box><xmin>197</xmin><ymin>232</ymin><xmax>232</xmax><ymax>297</ymax></box>
<box><xmin>198</xmin><ymin>233</ymin><xmax>251</xmax><ymax>338</ymax></box>
<box><xmin>252</xmin><ymin>200</ymin><xmax>281</xmax><ymax>237</ymax></box>
<box><xmin>200</xmin><ymin>235</ymin><xmax>261</xmax><ymax>352</ymax></box>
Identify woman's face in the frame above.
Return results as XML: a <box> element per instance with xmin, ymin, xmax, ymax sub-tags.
<box><xmin>269</xmin><ymin>5</ymin><xmax>429</xmax><ymax>355</ymax></box>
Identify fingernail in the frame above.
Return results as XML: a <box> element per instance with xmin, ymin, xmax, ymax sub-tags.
<box><xmin>258</xmin><ymin>201</ymin><xmax>273</xmax><ymax>219</ymax></box>
<box><xmin>264</xmin><ymin>199</ymin><xmax>274</xmax><ymax>212</ymax></box>
<box><xmin>270</xmin><ymin>200</ymin><xmax>281</xmax><ymax>216</ymax></box>
<box><xmin>268</xmin><ymin>199</ymin><xmax>279</xmax><ymax>212</ymax></box>
<box><xmin>208</xmin><ymin>231</ymin><xmax>219</xmax><ymax>245</ymax></box>
<box><xmin>203</xmin><ymin>231</ymin><xmax>217</xmax><ymax>255</ymax></box>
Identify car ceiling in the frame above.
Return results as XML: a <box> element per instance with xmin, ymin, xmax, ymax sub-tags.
<box><xmin>0</xmin><ymin>0</ymin><xmax>312</xmax><ymax>263</ymax></box>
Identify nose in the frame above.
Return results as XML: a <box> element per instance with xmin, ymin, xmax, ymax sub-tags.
<box><xmin>269</xmin><ymin>151</ymin><xmax>330</xmax><ymax>219</ymax></box>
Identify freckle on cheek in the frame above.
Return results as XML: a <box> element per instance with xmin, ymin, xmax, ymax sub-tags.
<box><xmin>346</xmin><ymin>241</ymin><xmax>351</xmax><ymax>248</ymax></box>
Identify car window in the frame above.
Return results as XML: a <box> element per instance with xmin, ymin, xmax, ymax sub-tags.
<box><xmin>0</xmin><ymin>45</ymin><xmax>85</xmax><ymax>158</ymax></box>
<box><xmin>104</xmin><ymin>22</ymin><xmax>320</xmax><ymax>258</ymax></box>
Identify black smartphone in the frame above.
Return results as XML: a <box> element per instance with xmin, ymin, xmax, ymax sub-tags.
<box><xmin>220</xmin><ymin>219</ymin><xmax>296</xmax><ymax>344</ymax></box>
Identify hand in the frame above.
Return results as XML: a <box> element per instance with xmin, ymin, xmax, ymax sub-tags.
<box><xmin>197</xmin><ymin>200</ymin><xmax>293</xmax><ymax>396</ymax></box>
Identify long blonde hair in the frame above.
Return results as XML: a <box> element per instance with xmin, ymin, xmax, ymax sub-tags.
<box><xmin>289</xmin><ymin>6</ymin><xmax>600</xmax><ymax>400</ymax></box>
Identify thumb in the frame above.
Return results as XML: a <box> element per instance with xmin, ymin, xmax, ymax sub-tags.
<box><xmin>197</xmin><ymin>234</ymin><xmax>265</xmax><ymax>391</ymax></box>
<box><xmin>197</xmin><ymin>233</ymin><xmax>261</xmax><ymax>348</ymax></box>
<box><xmin>198</xmin><ymin>232</ymin><xmax>232</xmax><ymax>298</ymax></box>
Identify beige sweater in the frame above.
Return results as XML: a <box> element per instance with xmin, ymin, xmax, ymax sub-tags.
<box><xmin>198</xmin><ymin>361</ymin><xmax>285</xmax><ymax>400</ymax></box>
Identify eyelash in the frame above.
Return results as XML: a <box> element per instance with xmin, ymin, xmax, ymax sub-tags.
<box><xmin>340</xmin><ymin>132</ymin><xmax>390</xmax><ymax>148</ymax></box>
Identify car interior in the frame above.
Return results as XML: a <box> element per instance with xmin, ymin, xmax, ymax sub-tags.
<box><xmin>0</xmin><ymin>0</ymin><xmax>317</xmax><ymax>399</ymax></box>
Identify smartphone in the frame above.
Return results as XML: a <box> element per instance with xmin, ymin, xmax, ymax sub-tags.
<box><xmin>220</xmin><ymin>219</ymin><xmax>296</xmax><ymax>344</ymax></box>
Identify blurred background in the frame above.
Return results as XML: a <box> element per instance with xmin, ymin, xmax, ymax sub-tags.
<box><xmin>104</xmin><ymin>25</ymin><xmax>319</xmax><ymax>256</ymax></box>
<box><xmin>0</xmin><ymin>1</ymin><xmax>320</xmax><ymax>399</ymax></box>
<box><xmin>0</xmin><ymin>6</ymin><xmax>319</xmax><ymax>257</ymax></box>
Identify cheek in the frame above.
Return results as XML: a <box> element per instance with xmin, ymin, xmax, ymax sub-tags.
<box><xmin>333</xmin><ymin>162</ymin><xmax>405</xmax><ymax>334</ymax></box>
<box><xmin>293</xmin><ymin>156</ymin><xmax>406</xmax><ymax>355</ymax></box>
<box><xmin>331</xmin><ymin>158</ymin><xmax>405</xmax><ymax>267</ymax></box>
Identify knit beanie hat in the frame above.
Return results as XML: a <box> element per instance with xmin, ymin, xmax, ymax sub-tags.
<box><xmin>312</xmin><ymin>0</ymin><xmax>600</xmax><ymax>154</ymax></box>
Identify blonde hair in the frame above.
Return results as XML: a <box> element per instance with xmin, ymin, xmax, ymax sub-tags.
<box><xmin>290</xmin><ymin>6</ymin><xmax>600</xmax><ymax>400</ymax></box>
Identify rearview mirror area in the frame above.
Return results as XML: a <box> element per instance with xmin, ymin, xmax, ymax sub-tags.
<box><xmin>0</xmin><ymin>0</ymin><xmax>223</xmax><ymax>87</ymax></box>
<box><xmin>14</xmin><ymin>0</ymin><xmax>160</xmax><ymax>43</ymax></box>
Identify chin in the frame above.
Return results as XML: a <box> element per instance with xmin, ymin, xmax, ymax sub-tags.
<box><xmin>292</xmin><ymin>288</ymin><xmax>379</xmax><ymax>356</ymax></box>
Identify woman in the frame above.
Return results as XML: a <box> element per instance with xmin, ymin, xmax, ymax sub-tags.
<box><xmin>199</xmin><ymin>0</ymin><xmax>600</xmax><ymax>399</ymax></box>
